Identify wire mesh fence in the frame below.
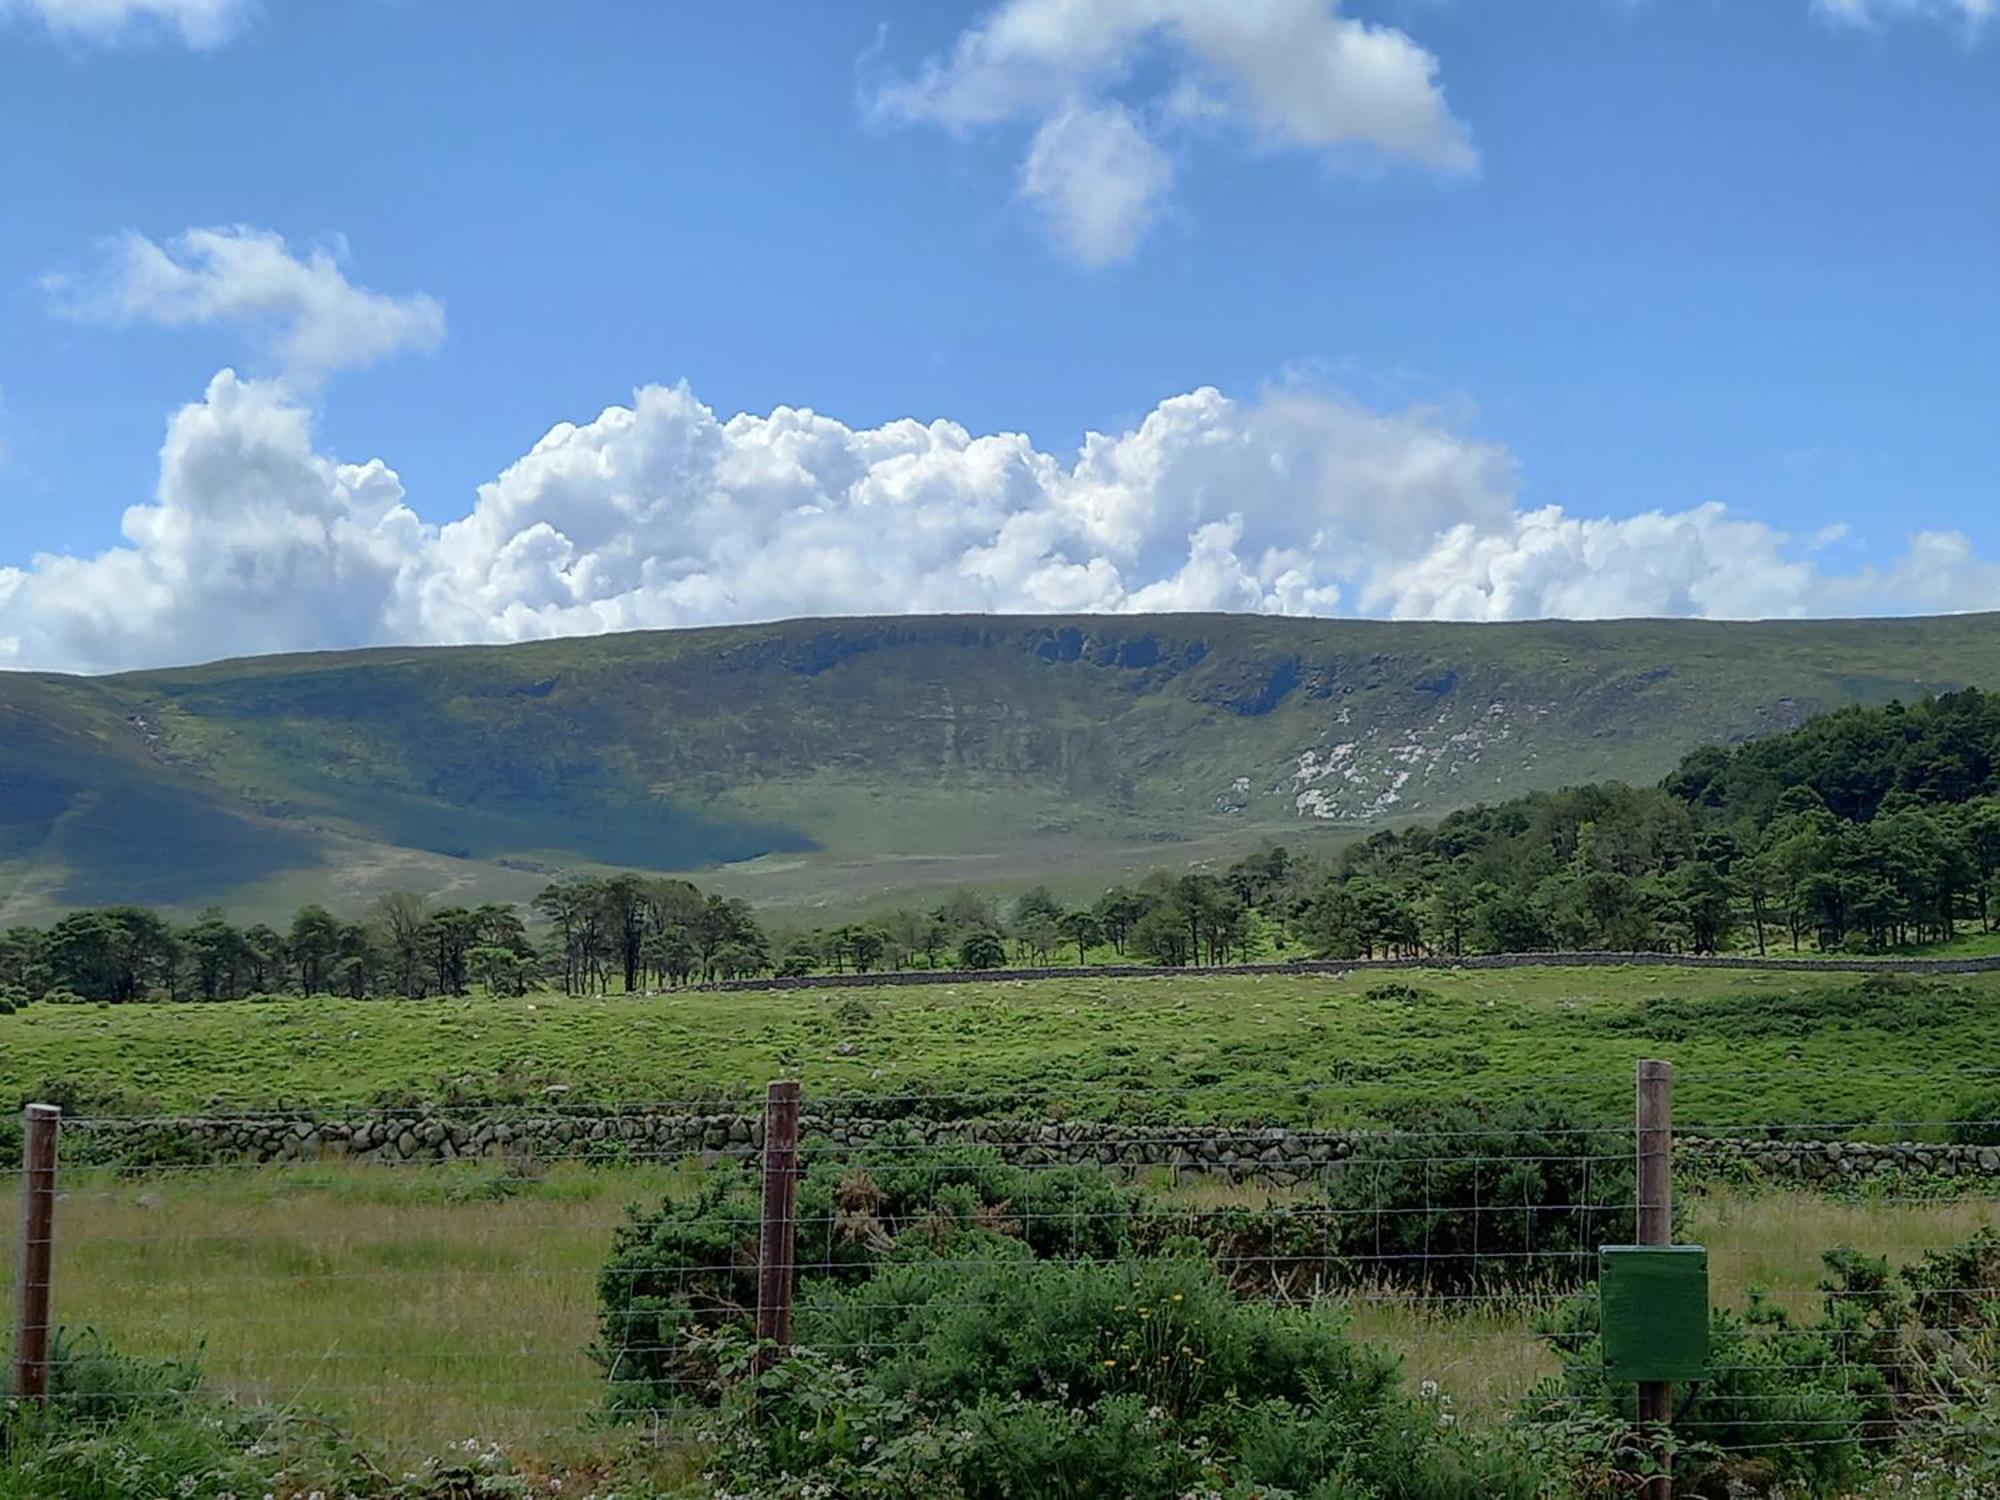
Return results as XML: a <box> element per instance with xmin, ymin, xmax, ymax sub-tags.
<box><xmin>10</xmin><ymin>1064</ymin><xmax>2000</xmax><ymax>1493</ymax></box>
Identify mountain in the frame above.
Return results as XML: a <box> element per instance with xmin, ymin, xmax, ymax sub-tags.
<box><xmin>5</xmin><ymin>612</ymin><xmax>1999</xmax><ymax>922</ymax></box>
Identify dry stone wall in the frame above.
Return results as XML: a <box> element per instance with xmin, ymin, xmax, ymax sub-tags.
<box><xmin>66</xmin><ymin>1110</ymin><xmax>2000</xmax><ymax>1188</ymax></box>
<box><xmin>704</xmin><ymin>951</ymin><xmax>2000</xmax><ymax>993</ymax></box>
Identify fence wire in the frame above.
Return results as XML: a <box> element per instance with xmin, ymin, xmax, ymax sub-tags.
<box><xmin>9</xmin><ymin>1066</ymin><xmax>2000</xmax><ymax>1487</ymax></box>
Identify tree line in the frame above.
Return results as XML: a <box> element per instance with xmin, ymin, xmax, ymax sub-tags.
<box><xmin>0</xmin><ymin>876</ymin><xmax>769</xmax><ymax>1005</ymax></box>
<box><xmin>7</xmin><ymin>689</ymin><xmax>2000</xmax><ymax>1006</ymax></box>
<box><xmin>1299</xmin><ymin>689</ymin><xmax>2000</xmax><ymax>959</ymax></box>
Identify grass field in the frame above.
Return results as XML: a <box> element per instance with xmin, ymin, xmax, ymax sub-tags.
<box><xmin>7</xmin><ymin>965</ymin><xmax>2000</xmax><ymax>1130</ymax></box>
<box><xmin>8</xmin><ymin>966</ymin><xmax>2000</xmax><ymax>1493</ymax></box>
<box><xmin>2</xmin><ymin>1161</ymin><xmax>1991</xmax><ymax>1464</ymax></box>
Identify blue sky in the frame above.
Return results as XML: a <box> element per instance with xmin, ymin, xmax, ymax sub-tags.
<box><xmin>1</xmin><ymin>0</ymin><xmax>1996</xmax><ymax>672</ymax></box>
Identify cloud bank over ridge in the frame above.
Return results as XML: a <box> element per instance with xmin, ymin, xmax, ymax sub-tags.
<box><xmin>3</xmin><ymin>369</ymin><xmax>1995</xmax><ymax>675</ymax></box>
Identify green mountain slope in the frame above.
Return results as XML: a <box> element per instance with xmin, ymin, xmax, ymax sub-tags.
<box><xmin>4</xmin><ymin>612</ymin><xmax>1997</xmax><ymax>921</ymax></box>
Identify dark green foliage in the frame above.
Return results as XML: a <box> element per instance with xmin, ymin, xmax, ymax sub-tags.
<box><xmin>36</xmin><ymin>1327</ymin><xmax>201</xmax><ymax>1423</ymax></box>
<box><xmin>1949</xmin><ymin>1089</ymin><xmax>2000</xmax><ymax>1146</ymax></box>
<box><xmin>1293</xmin><ymin>689</ymin><xmax>2000</xmax><ymax>962</ymax></box>
<box><xmin>799</xmin><ymin>1242</ymin><xmax>1353</xmax><ymax>1412</ymax></box>
<box><xmin>958</xmin><ymin>929</ymin><xmax>1007</xmax><ymax>970</ymax></box>
<box><xmin>1321</xmin><ymin>1099</ymin><xmax>1636</xmax><ymax>1294</ymax></box>
<box><xmin>795</xmin><ymin>1133</ymin><xmax>1143</xmax><ymax>1270</ymax></box>
<box><xmin>0</xmin><ymin>1328</ymin><xmax>540</xmax><ymax>1500</ymax></box>
<box><xmin>707</xmin><ymin>1251</ymin><xmax>1545</xmax><ymax>1500</ymax></box>
<box><xmin>593</xmin><ymin>1166</ymin><xmax>760</xmax><ymax>1408</ymax></box>
<box><xmin>1670</xmin><ymin>690</ymin><xmax>2000</xmax><ymax>825</ymax></box>
<box><xmin>595</xmin><ymin>1137</ymin><xmax>1146</xmax><ymax>1410</ymax></box>
<box><xmin>1529</xmin><ymin>1229</ymin><xmax>2000</xmax><ymax>1496</ymax></box>
<box><xmin>1</xmin><ymin>873</ymin><xmax>761</xmax><ymax>1001</ymax></box>
<box><xmin>1365</xmin><ymin>982</ymin><xmax>1437</xmax><ymax>1003</ymax></box>
<box><xmin>1604</xmin><ymin>978</ymin><xmax>1978</xmax><ymax>1045</ymax></box>
<box><xmin>1533</xmin><ymin>1292</ymin><xmax>1877</xmax><ymax>1493</ymax></box>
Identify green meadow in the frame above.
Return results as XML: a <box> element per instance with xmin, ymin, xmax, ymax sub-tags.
<box><xmin>5</xmin><ymin>964</ymin><xmax>1999</xmax><ymax>1129</ymax></box>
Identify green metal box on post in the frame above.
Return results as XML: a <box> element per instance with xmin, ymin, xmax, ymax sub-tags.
<box><xmin>1600</xmin><ymin>1245</ymin><xmax>1710</xmax><ymax>1383</ymax></box>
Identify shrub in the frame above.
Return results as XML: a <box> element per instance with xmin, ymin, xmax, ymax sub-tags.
<box><xmin>594</xmin><ymin>1166</ymin><xmax>760</xmax><ymax>1408</ymax></box>
<box><xmin>37</xmin><ymin>1326</ymin><xmax>202</xmax><ymax>1423</ymax></box>
<box><xmin>1364</xmin><ymin>982</ymin><xmax>1437</xmax><ymax>1004</ymax></box>
<box><xmin>1320</xmin><ymin>1098</ymin><xmax>1635</xmax><ymax>1293</ymax></box>
<box><xmin>596</xmin><ymin>1136</ymin><xmax>1147</xmax><ymax>1409</ymax></box>
<box><xmin>795</xmin><ymin>1133</ymin><xmax>1142</xmax><ymax>1270</ymax></box>
<box><xmin>706</xmin><ymin>1248</ymin><xmax>1546</xmax><ymax>1500</ymax></box>
<box><xmin>1949</xmin><ymin>1092</ymin><xmax>2000</xmax><ymax>1147</ymax></box>
<box><xmin>958</xmin><ymin>930</ymin><xmax>1007</xmax><ymax>970</ymax></box>
<box><xmin>0</xmin><ymin>1329</ymin><xmax>373</xmax><ymax>1500</ymax></box>
<box><xmin>1604</xmin><ymin>979</ymin><xmax>1976</xmax><ymax>1045</ymax></box>
<box><xmin>1528</xmin><ymin>1291</ymin><xmax>1874</xmax><ymax>1494</ymax></box>
<box><xmin>1527</xmin><ymin>1230</ymin><xmax>2000</xmax><ymax>1496</ymax></box>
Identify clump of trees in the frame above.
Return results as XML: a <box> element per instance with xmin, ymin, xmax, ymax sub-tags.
<box><xmin>533</xmin><ymin>873</ymin><xmax>768</xmax><ymax>993</ymax></box>
<box><xmin>0</xmin><ymin>874</ymin><xmax>767</xmax><ymax>1004</ymax></box>
<box><xmin>768</xmin><ymin>848</ymin><xmax>1299</xmax><ymax>979</ymax></box>
<box><xmin>1302</xmin><ymin>689</ymin><xmax>2000</xmax><ymax>960</ymax></box>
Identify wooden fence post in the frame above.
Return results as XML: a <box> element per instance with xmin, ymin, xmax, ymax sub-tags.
<box><xmin>13</xmin><ymin>1103</ymin><xmax>60</xmax><ymax>1404</ymax></box>
<box><xmin>754</xmin><ymin>1080</ymin><xmax>801</xmax><ymax>1379</ymax></box>
<box><xmin>1636</xmin><ymin>1059</ymin><xmax>1674</xmax><ymax>1500</ymax></box>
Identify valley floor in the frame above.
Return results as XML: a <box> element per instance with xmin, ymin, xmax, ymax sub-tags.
<box><xmin>5</xmin><ymin>964</ymin><xmax>1999</xmax><ymax>1129</ymax></box>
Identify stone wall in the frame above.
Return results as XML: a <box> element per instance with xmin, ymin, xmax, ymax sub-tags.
<box><xmin>703</xmin><ymin>951</ymin><xmax>2000</xmax><ymax>992</ymax></box>
<box><xmin>65</xmin><ymin>1110</ymin><xmax>2000</xmax><ymax>1188</ymax></box>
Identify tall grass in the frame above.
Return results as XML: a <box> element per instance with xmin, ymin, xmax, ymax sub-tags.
<box><xmin>2</xmin><ymin>1164</ymin><xmax>1994</xmax><ymax>1459</ymax></box>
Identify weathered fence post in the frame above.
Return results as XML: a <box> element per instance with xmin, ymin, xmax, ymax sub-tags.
<box><xmin>13</xmin><ymin>1103</ymin><xmax>60</xmax><ymax>1404</ymax></box>
<box><xmin>1636</xmin><ymin>1059</ymin><xmax>1674</xmax><ymax>1500</ymax></box>
<box><xmin>754</xmin><ymin>1080</ymin><xmax>801</xmax><ymax>1379</ymax></box>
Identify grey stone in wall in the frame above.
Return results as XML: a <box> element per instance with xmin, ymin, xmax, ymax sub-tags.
<box><xmin>63</xmin><ymin>1111</ymin><xmax>2000</xmax><ymax>1190</ymax></box>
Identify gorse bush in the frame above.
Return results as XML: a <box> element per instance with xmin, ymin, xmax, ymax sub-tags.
<box><xmin>596</xmin><ymin>1134</ymin><xmax>1149</xmax><ymax>1408</ymax></box>
<box><xmin>1363</xmin><ymin>982</ymin><xmax>1438</xmax><ymax>1004</ymax></box>
<box><xmin>1319</xmin><ymin>1098</ymin><xmax>1636</xmax><ymax>1294</ymax></box>
<box><xmin>703</xmin><ymin>1248</ymin><xmax>1546</xmax><ymax>1500</ymax></box>
<box><xmin>599</xmin><ymin>1110</ymin><xmax>1631</xmax><ymax>1414</ymax></box>
<box><xmin>796</xmin><ymin>1135</ymin><xmax>1143</xmax><ymax>1269</ymax></box>
<box><xmin>1530</xmin><ymin>1291</ymin><xmax>1877</xmax><ymax>1495</ymax></box>
<box><xmin>596</xmin><ymin>1166</ymin><xmax>761</xmax><ymax>1405</ymax></box>
<box><xmin>36</xmin><ymin>1327</ymin><xmax>201</xmax><ymax>1423</ymax></box>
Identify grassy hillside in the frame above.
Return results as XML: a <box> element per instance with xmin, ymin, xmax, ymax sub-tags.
<box><xmin>6</xmin><ymin>611</ymin><xmax>2000</xmax><ymax>919</ymax></box>
<box><xmin>5</xmin><ymin>965</ymin><xmax>1995</xmax><ymax>1128</ymax></box>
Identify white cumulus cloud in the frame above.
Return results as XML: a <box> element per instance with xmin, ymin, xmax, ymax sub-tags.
<box><xmin>873</xmin><ymin>0</ymin><xmax>1474</xmax><ymax>264</ymax></box>
<box><xmin>47</xmin><ymin>227</ymin><xmax>445</xmax><ymax>381</ymax></box>
<box><xmin>1</xmin><ymin>0</ymin><xmax>248</xmax><ymax>45</ymax></box>
<box><xmin>4</xmin><ymin>372</ymin><xmax>1998</xmax><ymax>675</ymax></box>
<box><xmin>0</xmin><ymin>371</ymin><xmax>426</xmax><ymax>670</ymax></box>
